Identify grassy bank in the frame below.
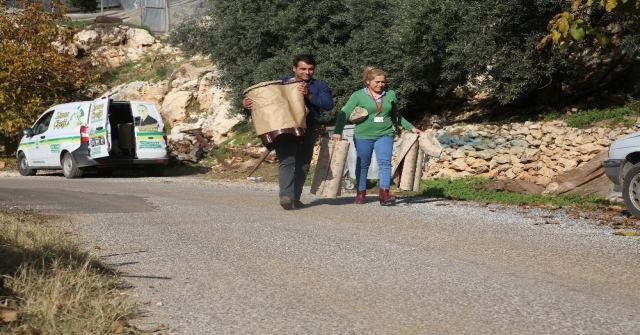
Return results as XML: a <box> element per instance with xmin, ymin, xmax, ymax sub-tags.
<box><xmin>418</xmin><ymin>176</ymin><xmax>611</xmax><ymax>208</ymax></box>
<box><xmin>0</xmin><ymin>211</ymin><xmax>142</xmax><ymax>334</ymax></box>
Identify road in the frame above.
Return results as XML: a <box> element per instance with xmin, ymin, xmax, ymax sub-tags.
<box><xmin>1</xmin><ymin>172</ymin><xmax>639</xmax><ymax>334</ymax></box>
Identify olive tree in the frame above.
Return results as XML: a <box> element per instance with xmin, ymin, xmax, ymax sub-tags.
<box><xmin>168</xmin><ymin>0</ymin><xmax>588</xmax><ymax>121</ymax></box>
<box><xmin>0</xmin><ymin>0</ymin><xmax>96</xmax><ymax>153</ymax></box>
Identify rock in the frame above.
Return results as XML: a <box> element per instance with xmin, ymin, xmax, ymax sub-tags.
<box><xmin>108</xmin><ymin>81</ymin><xmax>170</xmax><ymax>105</ymax></box>
<box><xmin>125</xmin><ymin>28</ymin><xmax>156</xmax><ymax>47</ymax></box>
<box><xmin>74</xmin><ymin>29</ymin><xmax>100</xmax><ymax>52</ymax></box>
<box><xmin>161</xmin><ymin>90</ymin><xmax>193</xmax><ymax>124</ymax></box>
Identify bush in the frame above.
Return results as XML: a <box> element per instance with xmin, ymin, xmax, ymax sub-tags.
<box><xmin>166</xmin><ymin>0</ymin><xmax>588</xmax><ymax>121</ymax></box>
<box><xmin>67</xmin><ymin>0</ymin><xmax>98</xmax><ymax>13</ymax></box>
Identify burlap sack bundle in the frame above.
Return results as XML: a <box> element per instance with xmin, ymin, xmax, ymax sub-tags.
<box><xmin>311</xmin><ymin>138</ymin><xmax>350</xmax><ymax>198</ymax></box>
<box><xmin>348</xmin><ymin>106</ymin><xmax>369</xmax><ymax>124</ymax></box>
<box><xmin>243</xmin><ymin>80</ymin><xmax>308</xmax><ymax>135</ymax></box>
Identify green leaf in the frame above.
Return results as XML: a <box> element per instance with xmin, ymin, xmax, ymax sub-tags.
<box><xmin>570</xmin><ymin>27</ymin><xmax>585</xmax><ymax>41</ymax></box>
<box><xmin>595</xmin><ymin>33</ymin><xmax>610</xmax><ymax>45</ymax></box>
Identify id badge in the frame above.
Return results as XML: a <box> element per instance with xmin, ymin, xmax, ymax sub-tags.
<box><xmin>373</xmin><ymin>116</ymin><xmax>384</xmax><ymax>123</ymax></box>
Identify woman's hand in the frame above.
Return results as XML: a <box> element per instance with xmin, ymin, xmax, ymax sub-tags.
<box><xmin>411</xmin><ymin>127</ymin><xmax>422</xmax><ymax>134</ymax></box>
<box><xmin>331</xmin><ymin>134</ymin><xmax>342</xmax><ymax>141</ymax></box>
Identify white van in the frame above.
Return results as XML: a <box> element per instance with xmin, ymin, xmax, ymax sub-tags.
<box><xmin>16</xmin><ymin>96</ymin><xmax>169</xmax><ymax>178</ymax></box>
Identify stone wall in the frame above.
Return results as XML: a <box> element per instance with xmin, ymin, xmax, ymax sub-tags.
<box><xmin>423</xmin><ymin>120</ymin><xmax>639</xmax><ymax>185</ymax></box>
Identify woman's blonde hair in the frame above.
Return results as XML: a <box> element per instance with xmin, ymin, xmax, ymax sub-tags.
<box><xmin>362</xmin><ymin>67</ymin><xmax>386</xmax><ymax>84</ymax></box>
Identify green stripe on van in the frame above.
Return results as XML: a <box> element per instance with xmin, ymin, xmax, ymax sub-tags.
<box><xmin>41</xmin><ymin>136</ymin><xmax>80</xmax><ymax>144</ymax></box>
<box><xmin>138</xmin><ymin>132</ymin><xmax>163</xmax><ymax>136</ymax></box>
<box><xmin>90</xmin><ymin>129</ymin><xmax>107</xmax><ymax>138</ymax></box>
<box><xmin>19</xmin><ymin>136</ymin><xmax>80</xmax><ymax>149</ymax></box>
<box><xmin>138</xmin><ymin>132</ymin><xmax>164</xmax><ymax>140</ymax></box>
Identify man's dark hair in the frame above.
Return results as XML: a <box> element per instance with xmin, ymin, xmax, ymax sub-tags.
<box><xmin>293</xmin><ymin>54</ymin><xmax>316</xmax><ymax>67</ymax></box>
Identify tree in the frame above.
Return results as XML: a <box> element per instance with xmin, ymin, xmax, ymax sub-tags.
<box><xmin>539</xmin><ymin>0</ymin><xmax>640</xmax><ymax>97</ymax></box>
<box><xmin>540</xmin><ymin>0</ymin><xmax>640</xmax><ymax>50</ymax></box>
<box><xmin>167</xmin><ymin>0</ymin><xmax>594</xmax><ymax>121</ymax></box>
<box><xmin>0</xmin><ymin>0</ymin><xmax>96</xmax><ymax>152</ymax></box>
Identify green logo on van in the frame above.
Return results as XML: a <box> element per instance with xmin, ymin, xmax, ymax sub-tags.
<box><xmin>139</xmin><ymin>141</ymin><xmax>161</xmax><ymax>149</ymax></box>
<box><xmin>50</xmin><ymin>144</ymin><xmax>60</xmax><ymax>153</ymax></box>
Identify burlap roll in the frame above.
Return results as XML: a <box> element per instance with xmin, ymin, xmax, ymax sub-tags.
<box><xmin>392</xmin><ymin>132</ymin><xmax>420</xmax><ymax>191</ymax></box>
<box><xmin>243</xmin><ymin>80</ymin><xmax>308</xmax><ymax>135</ymax></box>
<box><xmin>418</xmin><ymin>131</ymin><xmax>442</xmax><ymax>158</ymax></box>
<box><xmin>399</xmin><ymin>140</ymin><xmax>419</xmax><ymax>190</ymax></box>
<box><xmin>311</xmin><ymin>138</ymin><xmax>349</xmax><ymax>198</ymax></box>
<box><xmin>311</xmin><ymin>138</ymin><xmax>332</xmax><ymax>194</ymax></box>
<box><xmin>413</xmin><ymin>150</ymin><xmax>425</xmax><ymax>192</ymax></box>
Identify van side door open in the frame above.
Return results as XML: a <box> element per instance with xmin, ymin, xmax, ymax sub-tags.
<box><xmin>132</xmin><ymin>102</ymin><xmax>166</xmax><ymax>159</ymax></box>
<box><xmin>88</xmin><ymin>97</ymin><xmax>110</xmax><ymax>159</ymax></box>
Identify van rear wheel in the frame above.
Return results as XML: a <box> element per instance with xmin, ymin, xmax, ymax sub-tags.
<box><xmin>17</xmin><ymin>152</ymin><xmax>37</xmax><ymax>176</ymax></box>
<box><xmin>62</xmin><ymin>152</ymin><xmax>83</xmax><ymax>179</ymax></box>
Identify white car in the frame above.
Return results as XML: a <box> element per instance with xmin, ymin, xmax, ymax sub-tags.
<box><xmin>17</xmin><ymin>96</ymin><xmax>168</xmax><ymax>178</ymax></box>
<box><xmin>604</xmin><ymin>131</ymin><xmax>640</xmax><ymax>216</ymax></box>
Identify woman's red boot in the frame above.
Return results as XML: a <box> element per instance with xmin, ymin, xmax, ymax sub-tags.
<box><xmin>379</xmin><ymin>189</ymin><xmax>396</xmax><ymax>206</ymax></box>
<box><xmin>354</xmin><ymin>190</ymin><xmax>366</xmax><ymax>204</ymax></box>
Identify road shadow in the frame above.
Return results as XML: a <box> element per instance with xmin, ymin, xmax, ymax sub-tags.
<box><xmin>303</xmin><ymin>194</ymin><xmax>444</xmax><ymax>208</ymax></box>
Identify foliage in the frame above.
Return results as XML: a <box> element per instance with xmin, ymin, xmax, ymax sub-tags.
<box><xmin>168</xmin><ymin>0</ymin><xmax>576</xmax><ymax>121</ymax></box>
<box><xmin>563</xmin><ymin>101</ymin><xmax>640</xmax><ymax>127</ymax></box>
<box><xmin>540</xmin><ymin>0</ymin><xmax>640</xmax><ymax>52</ymax></box>
<box><xmin>66</xmin><ymin>0</ymin><xmax>97</xmax><ymax>13</ymax></box>
<box><xmin>419</xmin><ymin>177</ymin><xmax>609</xmax><ymax>207</ymax></box>
<box><xmin>0</xmin><ymin>0</ymin><xmax>97</xmax><ymax>137</ymax></box>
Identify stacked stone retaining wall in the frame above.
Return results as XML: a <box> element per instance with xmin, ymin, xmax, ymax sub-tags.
<box><xmin>423</xmin><ymin>120</ymin><xmax>639</xmax><ymax>185</ymax></box>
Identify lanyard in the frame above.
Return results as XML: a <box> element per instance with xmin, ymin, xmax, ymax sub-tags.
<box><xmin>368</xmin><ymin>88</ymin><xmax>384</xmax><ymax>115</ymax></box>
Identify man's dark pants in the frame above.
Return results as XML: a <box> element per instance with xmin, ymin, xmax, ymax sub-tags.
<box><xmin>274</xmin><ymin>127</ymin><xmax>318</xmax><ymax>202</ymax></box>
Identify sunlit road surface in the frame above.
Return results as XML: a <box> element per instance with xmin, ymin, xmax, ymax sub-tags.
<box><xmin>2</xmin><ymin>174</ymin><xmax>639</xmax><ymax>334</ymax></box>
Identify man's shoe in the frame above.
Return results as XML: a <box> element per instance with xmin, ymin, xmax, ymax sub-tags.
<box><xmin>294</xmin><ymin>200</ymin><xmax>305</xmax><ymax>209</ymax></box>
<box><xmin>280</xmin><ymin>196</ymin><xmax>293</xmax><ymax>210</ymax></box>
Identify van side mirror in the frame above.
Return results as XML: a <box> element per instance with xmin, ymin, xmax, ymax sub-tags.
<box><xmin>22</xmin><ymin>128</ymin><xmax>33</xmax><ymax>137</ymax></box>
<box><xmin>134</xmin><ymin>116</ymin><xmax>141</xmax><ymax>125</ymax></box>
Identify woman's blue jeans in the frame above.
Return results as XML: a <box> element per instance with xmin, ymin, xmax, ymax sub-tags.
<box><xmin>354</xmin><ymin>135</ymin><xmax>394</xmax><ymax>191</ymax></box>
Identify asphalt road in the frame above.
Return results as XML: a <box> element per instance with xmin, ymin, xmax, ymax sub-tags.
<box><xmin>1</xmin><ymin>172</ymin><xmax>639</xmax><ymax>334</ymax></box>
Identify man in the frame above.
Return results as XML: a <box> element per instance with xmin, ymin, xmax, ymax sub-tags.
<box><xmin>137</xmin><ymin>105</ymin><xmax>158</xmax><ymax>127</ymax></box>
<box><xmin>243</xmin><ymin>54</ymin><xmax>334</xmax><ymax>210</ymax></box>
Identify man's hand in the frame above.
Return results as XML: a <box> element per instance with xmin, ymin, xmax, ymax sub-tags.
<box><xmin>298</xmin><ymin>83</ymin><xmax>312</xmax><ymax>100</ymax></box>
<box><xmin>331</xmin><ymin>134</ymin><xmax>342</xmax><ymax>141</ymax></box>
<box><xmin>242</xmin><ymin>97</ymin><xmax>253</xmax><ymax>110</ymax></box>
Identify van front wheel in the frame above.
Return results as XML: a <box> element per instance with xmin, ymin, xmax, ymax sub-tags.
<box><xmin>622</xmin><ymin>164</ymin><xmax>640</xmax><ymax>218</ymax></box>
<box><xmin>17</xmin><ymin>152</ymin><xmax>37</xmax><ymax>176</ymax></box>
<box><xmin>62</xmin><ymin>153</ymin><xmax>83</xmax><ymax>179</ymax></box>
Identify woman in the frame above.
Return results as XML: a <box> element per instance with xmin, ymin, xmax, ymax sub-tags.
<box><xmin>331</xmin><ymin>67</ymin><xmax>421</xmax><ymax>205</ymax></box>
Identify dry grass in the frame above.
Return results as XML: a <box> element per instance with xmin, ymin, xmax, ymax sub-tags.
<box><xmin>0</xmin><ymin>211</ymin><xmax>141</xmax><ymax>334</ymax></box>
